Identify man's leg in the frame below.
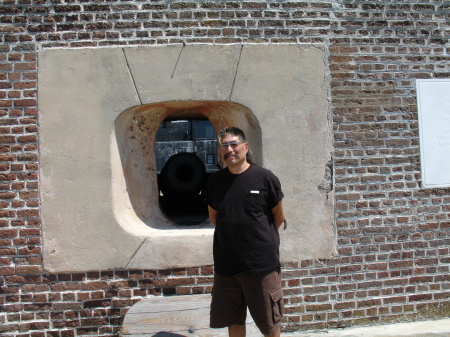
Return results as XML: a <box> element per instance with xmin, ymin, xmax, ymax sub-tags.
<box><xmin>210</xmin><ymin>274</ymin><xmax>247</xmax><ymax>331</ymax></box>
<box><xmin>228</xmin><ymin>324</ymin><xmax>246</xmax><ymax>337</ymax></box>
<box><xmin>228</xmin><ymin>323</ymin><xmax>280</xmax><ymax>337</ymax></box>
<box><xmin>264</xmin><ymin>329</ymin><xmax>280</xmax><ymax>337</ymax></box>
<box><xmin>239</xmin><ymin>270</ymin><xmax>284</xmax><ymax>337</ymax></box>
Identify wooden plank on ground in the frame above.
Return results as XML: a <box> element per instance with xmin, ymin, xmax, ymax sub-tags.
<box><xmin>122</xmin><ymin>294</ymin><xmax>261</xmax><ymax>336</ymax></box>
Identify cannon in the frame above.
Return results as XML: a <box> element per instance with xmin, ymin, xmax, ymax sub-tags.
<box><xmin>158</xmin><ymin>152</ymin><xmax>207</xmax><ymax>199</ymax></box>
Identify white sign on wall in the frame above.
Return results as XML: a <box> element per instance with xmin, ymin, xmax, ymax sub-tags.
<box><xmin>417</xmin><ymin>79</ymin><xmax>450</xmax><ymax>188</ymax></box>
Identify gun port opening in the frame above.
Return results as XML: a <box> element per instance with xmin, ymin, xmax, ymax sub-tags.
<box><xmin>156</xmin><ymin>119</ymin><xmax>219</xmax><ymax>226</ymax></box>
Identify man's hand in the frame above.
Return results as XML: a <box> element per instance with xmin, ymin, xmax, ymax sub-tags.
<box><xmin>271</xmin><ymin>201</ymin><xmax>286</xmax><ymax>230</ymax></box>
<box><xmin>208</xmin><ymin>205</ymin><xmax>217</xmax><ymax>227</ymax></box>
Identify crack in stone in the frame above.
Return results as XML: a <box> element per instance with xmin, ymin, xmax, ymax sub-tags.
<box><xmin>122</xmin><ymin>48</ymin><xmax>143</xmax><ymax>105</ymax></box>
<box><xmin>229</xmin><ymin>44</ymin><xmax>243</xmax><ymax>101</ymax></box>
<box><xmin>125</xmin><ymin>237</ymin><xmax>148</xmax><ymax>269</ymax></box>
<box><xmin>171</xmin><ymin>43</ymin><xmax>185</xmax><ymax>79</ymax></box>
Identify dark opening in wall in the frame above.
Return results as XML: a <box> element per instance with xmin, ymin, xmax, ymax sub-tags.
<box><xmin>156</xmin><ymin>119</ymin><xmax>218</xmax><ymax>225</ymax></box>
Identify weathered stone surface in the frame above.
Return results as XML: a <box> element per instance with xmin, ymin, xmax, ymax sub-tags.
<box><xmin>39</xmin><ymin>48</ymin><xmax>143</xmax><ymax>272</ymax></box>
<box><xmin>38</xmin><ymin>45</ymin><xmax>333</xmax><ymax>272</ymax></box>
<box><xmin>124</xmin><ymin>45</ymin><xmax>241</xmax><ymax>102</ymax></box>
<box><xmin>232</xmin><ymin>45</ymin><xmax>333</xmax><ymax>261</ymax></box>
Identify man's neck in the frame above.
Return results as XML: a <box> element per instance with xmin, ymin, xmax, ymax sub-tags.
<box><xmin>227</xmin><ymin>161</ymin><xmax>250</xmax><ymax>175</ymax></box>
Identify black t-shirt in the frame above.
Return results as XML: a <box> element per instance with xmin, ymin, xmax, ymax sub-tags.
<box><xmin>204</xmin><ymin>164</ymin><xmax>284</xmax><ymax>275</ymax></box>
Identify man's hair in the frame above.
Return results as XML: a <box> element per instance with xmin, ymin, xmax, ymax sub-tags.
<box><xmin>218</xmin><ymin>126</ymin><xmax>247</xmax><ymax>143</ymax></box>
<box><xmin>218</xmin><ymin>126</ymin><xmax>255</xmax><ymax>165</ymax></box>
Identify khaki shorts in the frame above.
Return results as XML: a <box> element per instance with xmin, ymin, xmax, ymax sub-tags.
<box><xmin>210</xmin><ymin>269</ymin><xmax>284</xmax><ymax>335</ymax></box>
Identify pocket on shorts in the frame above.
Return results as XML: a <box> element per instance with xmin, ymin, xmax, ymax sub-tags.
<box><xmin>270</xmin><ymin>287</ymin><xmax>284</xmax><ymax>323</ymax></box>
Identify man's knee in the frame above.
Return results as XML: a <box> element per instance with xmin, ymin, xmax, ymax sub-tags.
<box><xmin>228</xmin><ymin>324</ymin><xmax>246</xmax><ymax>337</ymax></box>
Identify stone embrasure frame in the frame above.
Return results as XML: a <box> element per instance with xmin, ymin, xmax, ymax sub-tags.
<box><xmin>114</xmin><ymin>100</ymin><xmax>262</xmax><ymax>228</ymax></box>
<box><xmin>38</xmin><ymin>44</ymin><xmax>333</xmax><ymax>273</ymax></box>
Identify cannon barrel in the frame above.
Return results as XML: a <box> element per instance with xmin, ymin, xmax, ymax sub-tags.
<box><xmin>158</xmin><ymin>152</ymin><xmax>207</xmax><ymax>199</ymax></box>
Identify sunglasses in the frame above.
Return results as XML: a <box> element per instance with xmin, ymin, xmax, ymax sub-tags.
<box><xmin>219</xmin><ymin>141</ymin><xmax>244</xmax><ymax>150</ymax></box>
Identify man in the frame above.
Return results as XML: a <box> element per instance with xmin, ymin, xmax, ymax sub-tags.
<box><xmin>204</xmin><ymin>127</ymin><xmax>286</xmax><ymax>337</ymax></box>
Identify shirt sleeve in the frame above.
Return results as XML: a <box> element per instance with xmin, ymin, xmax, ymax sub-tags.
<box><xmin>203</xmin><ymin>175</ymin><xmax>215</xmax><ymax>209</ymax></box>
<box><xmin>267</xmin><ymin>171</ymin><xmax>284</xmax><ymax>209</ymax></box>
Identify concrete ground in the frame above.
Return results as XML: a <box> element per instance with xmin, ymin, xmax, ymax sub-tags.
<box><xmin>282</xmin><ymin>318</ymin><xmax>450</xmax><ymax>337</ymax></box>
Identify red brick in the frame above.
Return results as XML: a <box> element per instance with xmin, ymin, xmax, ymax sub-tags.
<box><xmin>5</xmin><ymin>276</ymin><xmax>26</xmax><ymax>285</ymax></box>
<box><xmin>409</xmin><ymin>294</ymin><xmax>433</xmax><ymax>302</ymax></box>
<box><xmin>18</xmin><ymin>135</ymin><xmax>36</xmax><ymax>143</ymax></box>
<box><xmin>14</xmin><ymin>82</ymin><xmax>36</xmax><ymax>90</ymax></box>
<box><xmin>339</xmin><ymin>265</ymin><xmax>362</xmax><ymax>274</ymax></box>
<box><xmin>19</xmin><ymin>191</ymin><xmax>38</xmax><ymax>199</ymax></box>
<box><xmin>14</xmin><ymin>99</ymin><xmax>36</xmax><ymax>107</ymax></box>
<box><xmin>167</xmin><ymin>277</ymin><xmax>195</xmax><ymax>287</ymax></box>
<box><xmin>383</xmin><ymin>296</ymin><xmax>407</xmax><ymax>304</ymax></box>
<box><xmin>19</xmin><ymin>228</ymin><xmax>40</xmax><ymax>237</ymax></box>
<box><xmin>0</xmin><ymin>174</ymin><xmax>15</xmax><ymax>182</ymax></box>
<box><xmin>81</xmin><ymin>281</ymin><xmax>108</xmax><ymax>291</ymax></box>
<box><xmin>410</xmin><ymin>276</ymin><xmax>434</xmax><ymax>283</ymax></box>
<box><xmin>50</xmin><ymin>283</ymin><xmax>81</xmax><ymax>292</ymax></box>
<box><xmin>30</xmin><ymin>321</ymin><xmax>50</xmax><ymax>330</ymax></box>
<box><xmin>21</xmin><ymin>284</ymin><xmax>50</xmax><ymax>293</ymax></box>
<box><xmin>0</xmin><ymin>229</ymin><xmax>18</xmax><ymax>238</ymax></box>
<box><xmin>0</xmin><ymin>257</ymin><xmax>11</xmax><ymax>265</ymax></box>
<box><xmin>15</xmin><ymin>265</ymin><xmax>42</xmax><ymax>274</ymax></box>
<box><xmin>12</xmin><ymin>200</ymin><xmax>24</xmax><ymax>207</ymax></box>
<box><xmin>0</xmin><ymin>266</ymin><xmax>15</xmax><ymax>275</ymax></box>
<box><xmin>25</xmin><ymin>163</ymin><xmax>38</xmax><ymax>170</ymax></box>
<box><xmin>18</xmin><ymin>246</ymin><xmax>41</xmax><ymax>255</ymax></box>
<box><xmin>53</xmin><ymin>302</ymin><xmax>82</xmax><ymax>311</ymax></box>
<box><xmin>139</xmin><ymin>278</ymin><xmax>166</xmax><ymax>287</ymax></box>
<box><xmin>11</xmin><ymin>182</ymin><xmax>24</xmax><ymax>190</ymax></box>
<box><xmin>16</xmin><ymin>209</ymin><xmax>39</xmax><ymax>218</ymax></box>
<box><xmin>10</xmin><ymin>163</ymin><xmax>23</xmax><ymax>170</ymax></box>
<box><xmin>0</xmin><ymin>136</ymin><xmax>15</xmax><ymax>143</ymax></box>
<box><xmin>201</xmin><ymin>266</ymin><xmax>213</xmax><ymax>275</ymax></box>
<box><xmin>109</xmin><ymin>280</ymin><xmax>136</xmax><ymax>289</ymax></box>
<box><xmin>112</xmin><ymin>299</ymin><xmax>135</xmax><ymax>307</ymax></box>
<box><xmin>17</xmin><ymin>172</ymin><xmax>38</xmax><ymax>180</ymax></box>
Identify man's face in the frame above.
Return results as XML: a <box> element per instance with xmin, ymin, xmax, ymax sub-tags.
<box><xmin>219</xmin><ymin>134</ymin><xmax>249</xmax><ymax>168</ymax></box>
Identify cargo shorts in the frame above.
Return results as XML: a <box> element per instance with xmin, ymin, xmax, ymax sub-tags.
<box><xmin>210</xmin><ymin>269</ymin><xmax>284</xmax><ymax>335</ymax></box>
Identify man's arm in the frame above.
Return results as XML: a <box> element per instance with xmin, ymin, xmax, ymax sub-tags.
<box><xmin>271</xmin><ymin>200</ymin><xmax>287</xmax><ymax>229</ymax></box>
<box><xmin>208</xmin><ymin>205</ymin><xmax>217</xmax><ymax>227</ymax></box>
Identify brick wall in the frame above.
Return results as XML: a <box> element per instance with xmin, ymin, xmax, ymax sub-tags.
<box><xmin>1</xmin><ymin>1</ymin><xmax>449</xmax><ymax>335</ymax></box>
